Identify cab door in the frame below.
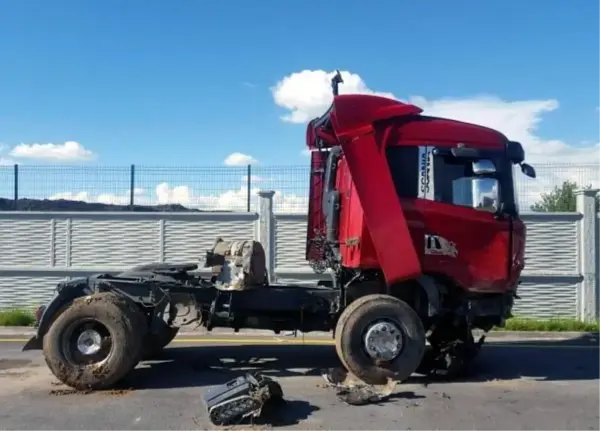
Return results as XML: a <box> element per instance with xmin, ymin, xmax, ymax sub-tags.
<box><xmin>387</xmin><ymin>144</ymin><xmax>512</xmax><ymax>292</ymax></box>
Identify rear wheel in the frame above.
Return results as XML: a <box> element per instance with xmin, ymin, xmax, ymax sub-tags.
<box><xmin>42</xmin><ymin>292</ymin><xmax>147</xmax><ymax>390</ymax></box>
<box><xmin>334</xmin><ymin>294</ymin><xmax>426</xmax><ymax>385</ymax></box>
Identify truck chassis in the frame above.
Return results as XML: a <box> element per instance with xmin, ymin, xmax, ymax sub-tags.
<box><xmin>24</xmin><ymin>258</ymin><xmax>511</xmax><ymax>391</ymax></box>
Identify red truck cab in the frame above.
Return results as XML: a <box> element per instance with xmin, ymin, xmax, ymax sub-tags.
<box><xmin>305</xmin><ymin>91</ymin><xmax>534</xmax><ymax>298</ymax></box>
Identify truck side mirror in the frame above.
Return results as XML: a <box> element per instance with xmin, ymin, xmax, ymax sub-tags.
<box><xmin>452</xmin><ymin>177</ymin><xmax>499</xmax><ymax>213</ymax></box>
<box><xmin>472</xmin><ymin>159</ymin><xmax>496</xmax><ymax>175</ymax></box>
<box><xmin>471</xmin><ymin>178</ymin><xmax>499</xmax><ymax>213</ymax></box>
<box><xmin>520</xmin><ymin>163</ymin><xmax>536</xmax><ymax>178</ymax></box>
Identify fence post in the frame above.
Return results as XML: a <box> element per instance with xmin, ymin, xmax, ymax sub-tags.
<box><xmin>258</xmin><ymin>190</ymin><xmax>276</xmax><ymax>283</ymax></box>
<box><xmin>576</xmin><ymin>188</ymin><xmax>599</xmax><ymax>322</ymax></box>
<box><xmin>247</xmin><ymin>164</ymin><xmax>251</xmax><ymax>212</ymax></box>
<box><xmin>129</xmin><ymin>164</ymin><xmax>135</xmax><ymax>210</ymax></box>
<box><xmin>13</xmin><ymin>164</ymin><xmax>18</xmax><ymax>210</ymax></box>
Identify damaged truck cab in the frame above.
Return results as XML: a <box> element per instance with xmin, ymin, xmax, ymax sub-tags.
<box><xmin>304</xmin><ymin>72</ymin><xmax>535</xmax><ymax>376</ymax></box>
<box><xmin>307</xmin><ymin>81</ymin><xmax>534</xmax><ymax>321</ymax></box>
<box><xmin>23</xmin><ymin>72</ymin><xmax>536</xmax><ymax>391</ymax></box>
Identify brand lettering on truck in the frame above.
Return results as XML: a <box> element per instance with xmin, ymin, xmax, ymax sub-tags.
<box><xmin>418</xmin><ymin>146</ymin><xmax>433</xmax><ymax>199</ymax></box>
<box><xmin>424</xmin><ymin>234</ymin><xmax>458</xmax><ymax>258</ymax></box>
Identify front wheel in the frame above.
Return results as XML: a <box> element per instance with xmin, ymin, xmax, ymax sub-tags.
<box><xmin>334</xmin><ymin>294</ymin><xmax>426</xmax><ymax>385</ymax></box>
<box><xmin>42</xmin><ymin>292</ymin><xmax>146</xmax><ymax>391</ymax></box>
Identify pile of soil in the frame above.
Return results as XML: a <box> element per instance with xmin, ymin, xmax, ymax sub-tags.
<box><xmin>0</xmin><ymin>197</ymin><xmax>215</xmax><ymax>212</ymax></box>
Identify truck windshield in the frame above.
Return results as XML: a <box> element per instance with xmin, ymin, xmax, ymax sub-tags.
<box><xmin>386</xmin><ymin>145</ymin><xmax>517</xmax><ymax>214</ymax></box>
<box><xmin>430</xmin><ymin>158</ymin><xmax>503</xmax><ymax>213</ymax></box>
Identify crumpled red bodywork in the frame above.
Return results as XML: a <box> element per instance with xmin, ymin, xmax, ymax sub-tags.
<box><xmin>306</xmin><ymin>95</ymin><xmax>424</xmax><ymax>286</ymax></box>
<box><xmin>305</xmin><ymin>94</ymin><xmax>525</xmax><ymax>293</ymax></box>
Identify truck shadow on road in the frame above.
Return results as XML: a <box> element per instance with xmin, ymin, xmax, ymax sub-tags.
<box><xmin>122</xmin><ymin>343</ymin><xmax>337</xmax><ymax>391</ymax></box>
<box><xmin>438</xmin><ymin>334</ymin><xmax>599</xmax><ymax>384</ymax></box>
<box><xmin>120</xmin><ymin>335</ymin><xmax>599</xmax><ymax>391</ymax></box>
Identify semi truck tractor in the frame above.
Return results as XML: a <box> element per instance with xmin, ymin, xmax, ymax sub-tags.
<box><xmin>23</xmin><ymin>71</ymin><xmax>536</xmax><ymax>391</ymax></box>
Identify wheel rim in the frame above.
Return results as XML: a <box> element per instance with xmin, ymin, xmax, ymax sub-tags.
<box><xmin>77</xmin><ymin>329</ymin><xmax>103</xmax><ymax>355</ymax></box>
<box><xmin>61</xmin><ymin>318</ymin><xmax>113</xmax><ymax>367</ymax></box>
<box><xmin>362</xmin><ymin>320</ymin><xmax>405</xmax><ymax>362</ymax></box>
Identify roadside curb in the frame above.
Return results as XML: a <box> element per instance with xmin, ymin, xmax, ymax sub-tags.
<box><xmin>0</xmin><ymin>326</ymin><xmax>596</xmax><ymax>341</ymax></box>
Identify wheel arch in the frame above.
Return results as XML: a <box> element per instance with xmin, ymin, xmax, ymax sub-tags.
<box><xmin>387</xmin><ymin>273</ymin><xmax>451</xmax><ymax>323</ymax></box>
<box><xmin>24</xmin><ymin>279</ymin><xmax>150</xmax><ymax>351</ymax></box>
<box><xmin>341</xmin><ymin>271</ymin><xmax>451</xmax><ymax>327</ymax></box>
<box><xmin>33</xmin><ymin>281</ymin><xmax>94</xmax><ymax>341</ymax></box>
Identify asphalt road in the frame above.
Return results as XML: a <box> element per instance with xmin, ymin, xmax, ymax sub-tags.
<box><xmin>0</xmin><ymin>333</ymin><xmax>598</xmax><ymax>430</ymax></box>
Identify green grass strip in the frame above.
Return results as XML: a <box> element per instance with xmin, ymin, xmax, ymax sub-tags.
<box><xmin>0</xmin><ymin>308</ymin><xmax>598</xmax><ymax>332</ymax></box>
<box><xmin>0</xmin><ymin>308</ymin><xmax>36</xmax><ymax>327</ymax></box>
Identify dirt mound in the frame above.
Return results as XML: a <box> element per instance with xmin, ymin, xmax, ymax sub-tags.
<box><xmin>0</xmin><ymin>197</ymin><xmax>214</xmax><ymax>212</ymax></box>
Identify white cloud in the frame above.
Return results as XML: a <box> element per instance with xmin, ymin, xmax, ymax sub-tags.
<box><xmin>49</xmin><ymin>188</ymin><xmax>145</xmax><ymax>206</ymax></box>
<box><xmin>273</xmin><ymin>69</ymin><xmax>599</xmax><ymax>210</ymax></box>
<box><xmin>224</xmin><ymin>152</ymin><xmax>258</xmax><ymax>166</ymax></box>
<box><xmin>49</xmin><ymin>183</ymin><xmax>308</xmax><ymax>213</ymax></box>
<box><xmin>271</xmin><ymin>69</ymin><xmax>395</xmax><ymax>123</ymax></box>
<box><xmin>0</xmin><ymin>144</ymin><xmax>15</xmax><ymax>165</ymax></box>
<box><xmin>10</xmin><ymin>141</ymin><xmax>95</xmax><ymax>161</ymax></box>
<box><xmin>409</xmin><ymin>95</ymin><xmax>599</xmax><ymax>164</ymax></box>
<box><xmin>242</xmin><ymin>174</ymin><xmax>267</xmax><ymax>183</ymax></box>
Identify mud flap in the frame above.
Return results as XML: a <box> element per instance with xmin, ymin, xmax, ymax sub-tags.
<box><xmin>340</xmin><ymin>127</ymin><xmax>421</xmax><ymax>285</ymax></box>
<box><xmin>22</xmin><ymin>335</ymin><xmax>43</xmax><ymax>351</ymax></box>
<box><xmin>21</xmin><ymin>279</ymin><xmax>92</xmax><ymax>351</ymax></box>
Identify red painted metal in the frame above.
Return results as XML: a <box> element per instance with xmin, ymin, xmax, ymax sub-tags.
<box><xmin>327</xmin><ymin>95</ymin><xmax>424</xmax><ymax>285</ymax></box>
<box><xmin>305</xmin><ymin>150</ymin><xmax>328</xmax><ymax>263</ymax></box>
<box><xmin>305</xmin><ymin>93</ymin><xmax>524</xmax><ymax>293</ymax></box>
<box><xmin>405</xmin><ymin>199</ymin><xmax>512</xmax><ymax>292</ymax></box>
<box><xmin>337</xmin><ymin>130</ymin><xmax>422</xmax><ymax>285</ymax></box>
<box><xmin>329</xmin><ymin>94</ymin><xmax>423</xmax><ymax>138</ymax></box>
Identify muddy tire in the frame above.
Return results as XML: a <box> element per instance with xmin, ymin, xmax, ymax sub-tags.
<box><xmin>334</xmin><ymin>294</ymin><xmax>426</xmax><ymax>385</ymax></box>
<box><xmin>142</xmin><ymin>321</ymin><xmax>179</xmax><ymax>359</ymax></box>
<box><xmin>42</xmin><ymin>292</ymin><xmax>147</xmax><ymax>391</ymax></box>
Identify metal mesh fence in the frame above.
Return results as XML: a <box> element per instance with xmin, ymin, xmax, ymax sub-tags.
<box><xmin>251</xmin><ymin>166</ymin><xmax>310</xmax><ymax>213</ymax></box>
<box><xmin>0</xmin><ymin>162</ymin><xmax>597</xmax><ymax>212</ymax></box>
<box><xmin>134</xmin><ymin>165</ymin><xmax>251</xmax><ymax>212</ymax></box>
<box><xmin>514</xmin><ymin>163</ymin><xmax>599</xmax><ymax>211</ymax></box>
<box><xmin>17</xmin><ymin>165</ymin><xmax>131</xmax><ymax>202</ymax></box>
<box><xmin>0</xmin><ymin>166</ymin><xmax>15</xmax><ymax>203</ymax></box>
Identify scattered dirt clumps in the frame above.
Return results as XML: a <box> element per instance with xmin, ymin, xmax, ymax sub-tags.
<box><xmin>49</xmin><ymin>387</ymin><xmax>133</xmax><ymax>396</ymax></box>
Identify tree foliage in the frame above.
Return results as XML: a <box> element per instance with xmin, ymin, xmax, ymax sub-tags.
<box><xmin>531</xmin><ymin>180</ymin><xmax>599</xmax><ymax>212</ymax></box>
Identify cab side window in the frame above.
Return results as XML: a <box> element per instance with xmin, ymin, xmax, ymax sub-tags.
<box><xmin>386</xmin><ymin>144</ymin><xmax>498</xmax><ymax>213</ymax></box>
<box><xmin>432</xmin><ymin>156</ymin><xmax>474</xmax><ymax>207</ymax></box>
<box><xmin>432</xmin><ymin>148</ymin><xmax>500</xmax><ymax>212</ymax></box>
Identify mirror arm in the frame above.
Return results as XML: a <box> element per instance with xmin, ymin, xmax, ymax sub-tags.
<box><xmin>494</xmin><ymin>203</ymin><xmax>507</xmax><ymax>220</ymax></box>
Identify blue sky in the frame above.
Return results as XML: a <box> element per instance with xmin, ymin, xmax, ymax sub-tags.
<box><xmin>0</xmin><ymin>0</ymin><xmax>598</xmax><ymax>209</ymax></box>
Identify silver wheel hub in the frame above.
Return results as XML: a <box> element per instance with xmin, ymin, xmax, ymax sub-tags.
<box><xmin>76</xmin><ymin>329</ymin><xmax>102</xmax><ymax>355</ymax></box>
<box><xmin>363</xmin><ymin>321</ymin><xmax>403</xmax><ymax>361</ymax></box>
